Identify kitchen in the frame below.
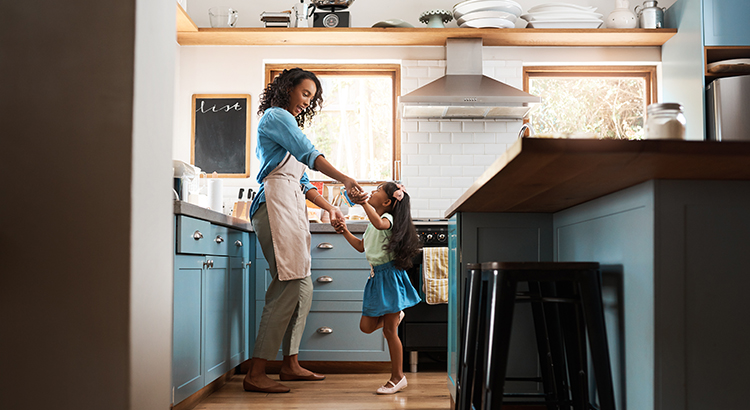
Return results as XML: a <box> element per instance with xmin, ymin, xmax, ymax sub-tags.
<box><xmin>4</xmin><ymin>1</ymin><xmax>750</xmax><ymax>410</ymax></box>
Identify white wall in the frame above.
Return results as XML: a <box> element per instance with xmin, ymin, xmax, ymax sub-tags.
<box><xmin>183</xmin><ymin>0</ymin><xmax>678</xmax><ymax>29</ymax></box>
<box><xmin>176</xmin><ymin>44</ymin><xmax>660</xmax><ymax>218</ymax></box>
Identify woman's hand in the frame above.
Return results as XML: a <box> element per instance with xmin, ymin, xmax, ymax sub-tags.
<box><xmin>328</xmin><ymin>207</ymin><xmax>346</xmax><ymax>229</ymax></box>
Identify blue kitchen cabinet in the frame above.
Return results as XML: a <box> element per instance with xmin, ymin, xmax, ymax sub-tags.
<box><xmin>703</xmin><ymin>0</ymin><xmax>750</xmax><ymax>46</ymax></box>
<box><xmin>254</xmin><ymin>230</ymin><xmax>389</xmax><ymax>361</ymax></box>
<box><xmin>172</xmin><ymin>215</ymin><xmax>253</xmax><ymax>405</ymax></box>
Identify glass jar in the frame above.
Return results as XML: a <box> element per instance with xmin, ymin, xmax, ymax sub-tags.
<box><xmin>645</xmin><ymin>103</ymin><xmax>686</xmax><ymax>140</ymax></box>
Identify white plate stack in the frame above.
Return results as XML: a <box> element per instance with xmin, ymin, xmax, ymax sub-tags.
<box><xmin>453</xmin><ymin>0</ymin><xmax>524</xmax><ymax>28</ymax></box>
<box><xmin>521</xmin><ymin>3</ymin><xmax>603</xmax><ymax>28</ymax></box>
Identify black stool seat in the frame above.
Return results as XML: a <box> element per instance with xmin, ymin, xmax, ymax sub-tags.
<box><xmin>456</xmin><ymin>261</ymin><xmax>616</xmax><ymax>410</ymax></box>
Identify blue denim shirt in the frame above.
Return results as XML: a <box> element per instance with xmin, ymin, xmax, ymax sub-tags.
<box><xmin>248</xmin><ymin>107</ymin><xmax>322</xmax><ymax>219</ymax></box>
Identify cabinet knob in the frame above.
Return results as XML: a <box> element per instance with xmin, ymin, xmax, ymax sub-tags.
<box><xmin>317</xmin><ymin>276</ymin><xmax>333</xmax><ymax>283</ymax></box>
<box><xmin>317</xmin><ymin>327</ymin><xmax>333</xmax><ymax>334</ymax></box>
<box><xmin>193</xmin><ymin>230</ymin><xmax>203</xmax><ymax>240</ymax></box>
<box><xmin>215</xmin><ymin>235</ymin><xmax>224</xmax><ymax>244</ymax></box>
<box><xmin>317</xmin><ymin>242</ymin><xmax>334</xmax><ymax>249</ymax></box>
<box><xmin>235</xmin><ymin>240</ymin><xmax>243</xmax><ymax>247</ymax></box>
<box><xmin>244</xmin><ymin>261</ymin><xmax>252</xmax><ymax>268</ymax></box>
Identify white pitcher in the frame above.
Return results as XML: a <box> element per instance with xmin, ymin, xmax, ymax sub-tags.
<box><xmin>293</xmin><ymin>0</ymin><xmax>316</xmax><ymax>27</ymax></box>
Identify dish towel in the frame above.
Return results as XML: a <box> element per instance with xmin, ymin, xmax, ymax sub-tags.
<box><xmin>422</xmin><ymin>247</ymin><xmax>449</xmax><ymax>305</ymax></box>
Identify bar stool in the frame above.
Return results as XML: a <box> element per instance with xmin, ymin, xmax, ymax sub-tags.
<box><xmin>456</xmin><ymin>262</ymin><xmax>616</xmax><ymax>410</ymax></box>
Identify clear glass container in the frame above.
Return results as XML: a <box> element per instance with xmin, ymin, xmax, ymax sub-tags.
<box><xmin>645</xmin><ymin>103</ymin><xmax>686</xmax><ymax>140</ymax></box>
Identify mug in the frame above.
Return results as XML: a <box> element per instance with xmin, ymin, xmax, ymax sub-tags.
<box><xmin>293</xmin><ymin>1</ymin><xmax>316</xmax><ymax>27</ymax></box>
<box><xmin>208</xmin><ymin>7</ymin><xmax>238</xmax><ymax>28</ymax></box>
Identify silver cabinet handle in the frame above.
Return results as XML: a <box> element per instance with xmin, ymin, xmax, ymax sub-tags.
<box><xmin>244</xmin><ymin>261</ymin><xmax>252</xmax><ymax>268</ymax></box>
<box><xmin>215</xmin><ymin>235</ymin><xmax>224</xmax><ymax>244</ymax></box>
<box><xmin>317</xmin><ymin>242</ymin><xmax>334</xmax><ymax>249</ymax></box>
<box><xmin>193</xmin><ymin>230</ymin><xmax>203</xmax><ymax>240</ymax></box>
<box><xmin>235</xmin><ymin>240</ymin><xmax>243</xmax><ymax>247</ymax></box>
<box><xmin>317</xmin><ymin>276</ymin><xmax>333</xmax><ymax>283</ymax></box>
<box><xmin>317</xmin><ymin>327</ymin><xmax>333</xmax><ymax>334</ymax></box>
<box><xmin>202</xmin><ymin>259</ymin><xmax>214</xmax><ymax>268</ymax></box>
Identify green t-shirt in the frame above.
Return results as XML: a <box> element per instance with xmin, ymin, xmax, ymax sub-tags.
<box><xmin>362</xmin><ymin>213</ymin><xmax>394</xmax><ymax>266</ymax></box>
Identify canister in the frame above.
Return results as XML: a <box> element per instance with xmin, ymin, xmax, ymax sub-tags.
<box><xmin>635</xmin><ymin>0</ymin><xmax>665</xmax><ymax>29</ymax></box>
<box><xmin>645</xmin><ymin>103</ymin><xmax>686</xmax><ymax>139</ymax></box>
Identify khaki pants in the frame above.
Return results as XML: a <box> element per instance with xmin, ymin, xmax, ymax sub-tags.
<box><xmin>251</xmin><ymin>202</ymin><xmax>313</xmax><ymax>359</ymax></box>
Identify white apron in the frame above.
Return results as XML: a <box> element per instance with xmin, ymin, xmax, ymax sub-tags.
<box><xmin>263</xmin><ymin>152</ymin><xmax>311</xmax><ymax>281</ymax></box>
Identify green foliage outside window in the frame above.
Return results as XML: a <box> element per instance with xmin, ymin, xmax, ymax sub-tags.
<box><xmin>528</xmin><ymin>77</ymin><xmax>647</xmax><ymax>139</ymax></box>
<box><xmin>306</xmin><ymin>76</ymin><xmax>393</xmax><ymax>181</ymax></box>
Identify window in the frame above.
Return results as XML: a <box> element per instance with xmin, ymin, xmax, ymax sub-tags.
<box><xmin>523</xmin><ymin>66</ymin><xmax>656</xmax><ymax>139</ymax></box>
<box><xmin>265</xmin><ymin>64</ymin><xmax>400</xmax><ymax>181</ymax></box>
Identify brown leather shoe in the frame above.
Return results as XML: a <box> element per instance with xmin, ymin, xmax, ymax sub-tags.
<box><xmin>278</xmin><ymin>372</ymin><xmax>326</xmax><ymax>381</ymax></box>
<box><xmin>243</xmin><ymin>378</ymin><xmax>291</xmax><ymax>393</ymax></box>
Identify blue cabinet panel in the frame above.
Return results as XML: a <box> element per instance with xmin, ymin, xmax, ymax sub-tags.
<box><xmin>173</xmin><ymin>255</ymin><xmax>205</xmax><ymax>403</ymax></box>
<box><xmin>228</xmin><ymin>256</ymin><xmax>246</xmax><ymax>368</ymax></box>
<box><xmin>176</xmin><ymin>216</ymin><xmax>212</xmax><ymax>255</ymax></box>
<box><xmin>704</xmin><ymin>0</ymin><xmax>750</xmax><ymax>46</ymax></box>
<box><xmin>203</xmin><ymin>257</ymin><xmax>229</xmax><ymax>382</ymax></box>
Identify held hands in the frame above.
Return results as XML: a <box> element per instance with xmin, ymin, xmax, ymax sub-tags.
<box><xmin>332</xmin><ymin>218</ymin><xmax>348</xmax><ymax>234</ymax></box>
<box><xmin>342</xmin><ymin>177</ymin><xmax>369</xmax><ymax>204</ymax></box>
<box><xmin>329</xmin><ymin>207</ymin><xmax>346</xmax><ymax>232</ymax></box>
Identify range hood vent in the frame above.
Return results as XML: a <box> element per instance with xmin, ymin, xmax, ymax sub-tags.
<box><xmin>398</xmin><ymin>38</ymin><xmax>541</xmax><ymax>120</ymax></box>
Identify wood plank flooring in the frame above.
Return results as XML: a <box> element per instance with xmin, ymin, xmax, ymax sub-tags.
<box><xmin>191</xmin><ymin>372</ymin><xmax>452</xmax><ymax>410</ymax></box>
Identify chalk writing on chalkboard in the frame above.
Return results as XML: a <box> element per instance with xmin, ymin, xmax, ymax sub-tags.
<box><xmin>191</xmin><ymin>94</ymin><xmax>251</xmax><ymax>178</ymax></box>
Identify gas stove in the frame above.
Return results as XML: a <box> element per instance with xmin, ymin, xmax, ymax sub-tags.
<box><xmin>413</xmin><ymin>219</ymin><xmax>449</xmax><ymax>247</ymax></box>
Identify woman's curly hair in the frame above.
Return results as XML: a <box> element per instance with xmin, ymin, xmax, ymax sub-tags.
<box><xmin>258</xmin><ymin>68</ymin><xmax>323</xmax><ymax>128</ymax></box>
<box><xmin>380</xmin><ymin>182</ymin><xmax>421</xmax><ymax>270</ymax></box>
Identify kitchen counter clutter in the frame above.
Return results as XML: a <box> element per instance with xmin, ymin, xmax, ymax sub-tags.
<box><xmin>445</xmin><ymin>137</ymin><xmax>750</xmax><ymax>216</ymax></box>
<box><xmin>174</xmin><ymin>200</ymin><xmax>367</xmax><ymax>233</ymax></box>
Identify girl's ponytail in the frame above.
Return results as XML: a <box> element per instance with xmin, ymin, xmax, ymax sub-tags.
<box><xmin>382</xmin><ymin>182</ymin><xmax>420</xmax><ymax>270</ymax></box>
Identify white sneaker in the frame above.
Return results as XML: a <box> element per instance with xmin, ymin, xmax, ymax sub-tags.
<box><xmin>376</xmin><ymin>376</ymin><xmax>407</xmax><ymax>394</ymax></box>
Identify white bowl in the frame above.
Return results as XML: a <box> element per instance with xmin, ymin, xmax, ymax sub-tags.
<box><xmin>458</xmin><ymin>10</ymin><xmax>518</xmax><ymax>25</ymax></box>
<box><xmin>453</xmin><ymin>0</ymin><xmax>523</xmax><ymax>19</ymax></box>
<box><xmin>459</xmin><ymin>17</ymin><xmax>516</xmax><ymax>28</ymax></box>
<box><xmin>527</xmin><ymin>19</ymin><xmax>603</xmax><ymax>28</ymax></box>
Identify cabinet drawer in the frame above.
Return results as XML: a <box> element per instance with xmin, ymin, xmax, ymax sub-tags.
<box><xmin>311</xmin><ymin>260</ymin><xmax>370</xmax><ymax>301</ymax></box>
<box><xmin>311</xmin><ymin>234</ymin><xmax>364</xmax><ymax>259</ymax></box>
<box><xmin>176</xmin><ymin>215</ymin><xmax>212</xmax><ymax>255</ymax></box>
<box><xmin>256</xmin><ymin>300</ymin><xmax>390</xmax><ymax>361</ymax></box>
<box><xmin>209</xmin><ymin>225</ymin><xmax>246</xmax><ymax>258</ymax></box>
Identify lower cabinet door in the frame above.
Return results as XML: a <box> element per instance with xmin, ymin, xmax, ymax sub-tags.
<box><xmin>173</xmin><ymin>255</ymin><xmax>205</xmax><ymax>404</ymax></box>
<box><xmin>228</xmin><ymin>256</ymin><xmax>246</xmax><ymax>368</ymax></box>
<box><xmin>204</xmin><ymin>256</ymin><xmax>230</xmax><ymax>382</ymax></box>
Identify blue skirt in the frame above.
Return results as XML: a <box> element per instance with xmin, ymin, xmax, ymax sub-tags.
<box><xmin>362</xmin><ymin>261</ymin><xmax>421</xmax><ymax>317</ymax></box>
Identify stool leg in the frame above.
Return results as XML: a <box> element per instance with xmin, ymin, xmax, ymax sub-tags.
<box><xmin>540</xmin><ymin>281</ymin><xmax>572</xmax><ymax>410</ymax></box>
<box><xmin>528</xmin><ymin>281</ymin><xmax>563</xmax><ymax>410</ymax></box>
<box><xmin>557</xmin><ymin>281</ymin><xmax>589</xmax><ymax>410</ymax></box>
<box><xmin>482</xmin><ymin>269</ymin><xmax>518</xmax><ymax>410</ymax></box>
<box><xmin>578</xmin><ymin>270</ymin><xmax>616</xmax><ymax>410</ymax></box>
<box><xmin>458</xmin><ymin>267</ymin><xmax>482</xmax><ymax>410</ymax></box>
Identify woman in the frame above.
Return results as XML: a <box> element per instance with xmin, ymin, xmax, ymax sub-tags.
<box><xmin>243</xmin><ymin>68</ymin><xmax>364</xmax><ymax>394</ymax></box>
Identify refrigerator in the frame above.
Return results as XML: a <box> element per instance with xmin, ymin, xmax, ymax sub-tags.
<box><xmin>706</xmin><ymin>75</ymin><xmax>750</xmax><ymax>141</ymax></box>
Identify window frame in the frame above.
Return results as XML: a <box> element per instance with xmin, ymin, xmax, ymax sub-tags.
<box><xmin>265</xmin><ymin>64</ymin><xmax>402</xmax><ymax>181</ymax></box>
<box><xmin>522</xmin><ymin>65</ymin><xmax>657</xmax><ymax>136</ymax></box>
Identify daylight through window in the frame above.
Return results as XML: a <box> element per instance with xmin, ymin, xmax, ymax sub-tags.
<box><xmin>266</xmin><ymin>65</ymin><xmax>400</xmax><ymax>181</ymax></box>
<box><xmin>524</xmin><ymin>66</ymin><xmax>656</xmax><ymax>139</ymax></box>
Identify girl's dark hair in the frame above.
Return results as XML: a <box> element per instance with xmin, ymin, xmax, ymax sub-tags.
<box><xmin>257</xmin><ymin>68</ymin><xmax>323</xmax><ymax>128</ymax></box>
<box><xmin>381</xmin><ymin>182</ymin><xmax>420</xmax><ymax>270</ymax></box>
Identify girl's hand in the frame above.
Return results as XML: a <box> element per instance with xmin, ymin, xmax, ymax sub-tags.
<box><xmin>348</xmin><ymin>189</ymin><xmax>369</xmax><ymax>205</ymax></box>
<box><xmin>341</xmin><ymin>177</ymin><xmax>365</xmax><ymax>200</ymax></box>
<box><xmin>332</xmin><ymin>219</ymin><xmax>348</xmax><ymax>234</ymax></box>
<box><xmin>328</xmin><ymin>207</ymin><xmax>346</xmax><ymax>229</ymax></box>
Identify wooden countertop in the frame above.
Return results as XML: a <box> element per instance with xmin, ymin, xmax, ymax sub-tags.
<box><xmin>445</xmin><ymin>138</ymin><xmax>750</xmax><ymax>216</ymax></box>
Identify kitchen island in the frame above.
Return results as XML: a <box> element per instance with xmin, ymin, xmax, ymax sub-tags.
<box><xmin>445</xmin><ymin>138</ymin><xmax>750</xmax><ymax>410</ymax></box>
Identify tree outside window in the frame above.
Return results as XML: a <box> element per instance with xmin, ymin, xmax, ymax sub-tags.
<box><xmin>524</xmin><ymin>66</ymin><xmax>656</xmax><ymax>139</ymax></box>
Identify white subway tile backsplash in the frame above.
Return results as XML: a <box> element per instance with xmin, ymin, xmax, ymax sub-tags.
<box><xmin>429</xmin><ymin>133</ymin><xmax>451</xmax><ymax>144</ymax></box>
<box><xmin>462</xmin><ymin>121</ymin><xmax>485</xmax><ymax>132</ymax></box>
<box><xmin>473</xmin><ymin>134</ymin><xmax>496</xmax><ymax>144</ymax></box>
<box><xmin>418</xmin><ymin>121</ymin><xmax>440</xmax><ymax>132</ymax></box>
<box><xmin>450</xmin><ymin>155</ymin><xmax>474</xmax><ymax>166</ymax></box>
<box><xmin>452</xmin><ymin>133</ymin><xmax>473</xmax><ymax>143</ymax></box>
<box><xmin>440</xmin><ymin>122</ymin><xmax>462</xmax><ymax>132</ymax></box>
<box><xmin>400</xmin><ymin>58</ymin><xmax>524</xmax><ymax>216</ymax></box>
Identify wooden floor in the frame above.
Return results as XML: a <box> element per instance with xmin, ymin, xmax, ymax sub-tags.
<box><xmin>192</xmin><ymin>372</ymin><xmax>452</xmax><ymax>410</ymax></box>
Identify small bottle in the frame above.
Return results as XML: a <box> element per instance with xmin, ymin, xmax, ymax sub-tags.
<box><xmin>645</xmin><ymin>103</ymin><xmax>686</xmax><ymax>140</ymax></box>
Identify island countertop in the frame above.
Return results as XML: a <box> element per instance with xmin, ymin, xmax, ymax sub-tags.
<box><xmin>445</xmin><ymin>138</ymin><xmax>750</xmax><ymax>217</ymax></box>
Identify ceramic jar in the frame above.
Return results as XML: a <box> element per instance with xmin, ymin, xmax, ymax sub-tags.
<box><xmin>606</xmin><ymin>0</ymin><xmax>638</xmax><ymax>28</ymax></box>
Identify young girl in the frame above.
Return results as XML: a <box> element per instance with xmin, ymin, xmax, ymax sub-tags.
<box><xmin>336</xmin><ymin>182</ymin><xmax>422</xmax><ymax>394</ymax></box>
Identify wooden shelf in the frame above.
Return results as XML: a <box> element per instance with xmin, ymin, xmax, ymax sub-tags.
<box><xmin>176</xmin><ymin>27</ymin><xmax>677</xmax><ymax>47</ymax></box>
<box><xmin>175</xmin><ymin>5</ymin><xmax>675</xmax><ymax>47</ymax></box>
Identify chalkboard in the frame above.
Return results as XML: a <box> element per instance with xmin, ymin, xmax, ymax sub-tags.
<box><xmin>191</xmin><ymin>94</ymin><xmax>251</xmax><ymax>178</ymax></box>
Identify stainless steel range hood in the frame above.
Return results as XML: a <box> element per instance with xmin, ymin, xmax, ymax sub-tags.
<box><xmin>398</xmin><ymin>38</ymin><xmax>541</xmax><ymax>120</ymax></box>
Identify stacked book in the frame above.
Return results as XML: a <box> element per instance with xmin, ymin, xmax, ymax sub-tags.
<box><xmin>260</xmin><ymin>11</ymin><xmax>292</xmax><ymax>28</ymax></box>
